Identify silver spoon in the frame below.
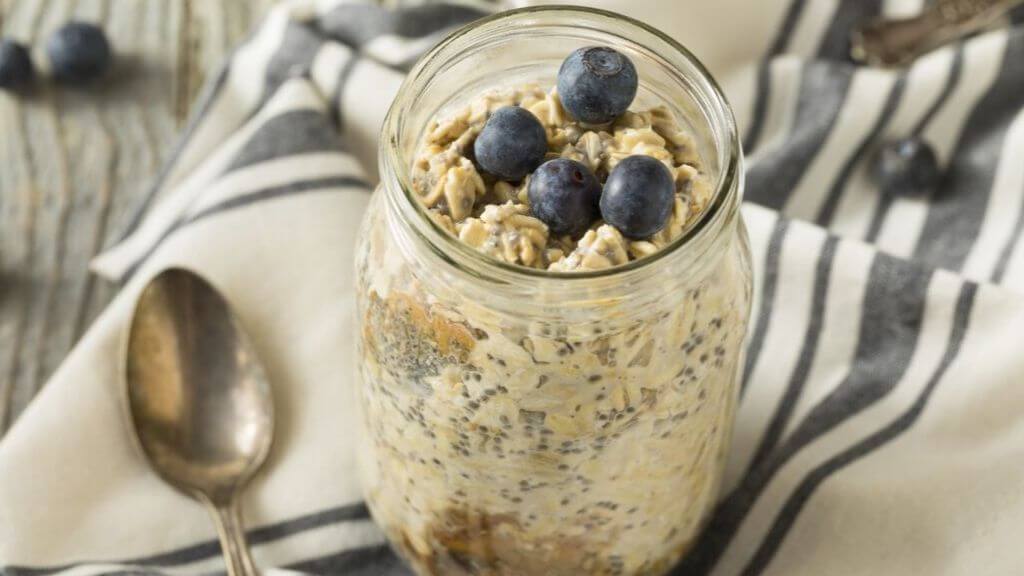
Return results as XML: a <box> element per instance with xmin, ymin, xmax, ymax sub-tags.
<box><xmin>124</xmin><ymin>268</ymin><xmax>274</xmax><ymax>576</ymax></box>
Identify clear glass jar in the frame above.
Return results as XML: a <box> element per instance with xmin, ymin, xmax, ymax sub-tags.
<box><xmin>354</xmin><ymin>6</ymin><xmax>752</xmax><ymax>575</ymax></box>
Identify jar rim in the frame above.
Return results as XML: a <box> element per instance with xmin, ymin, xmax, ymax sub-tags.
<box><xmin>380</xmin><ymin>4</ymin><xmax>741</xmax><ymax>283</ymax></box>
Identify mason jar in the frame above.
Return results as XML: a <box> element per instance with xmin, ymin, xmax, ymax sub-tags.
<box><xmin>353</xmin><ymin>6</ymin><xmax>752</xmax><ymax>575</ymax></box>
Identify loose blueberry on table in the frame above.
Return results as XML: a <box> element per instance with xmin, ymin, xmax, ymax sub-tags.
<box><xmin>0</xmin><ymin>39</ymin><xmax>33</xmax><ymax>90</ymax></box>
<box><xmin>47</xmin><ymin>22</ymin><xmax>112</xmax><ymax>84</ymax></box>
<box><xmin>874</xmin><ymin>137</ymin><xmax>941</xmax><ymax>198</ymax></box>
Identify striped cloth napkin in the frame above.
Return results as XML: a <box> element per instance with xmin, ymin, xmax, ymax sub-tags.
<box><xmin>3</xmin><ymin>0</ymin><xmax>1024</xmax><ymax>574</ymax></box>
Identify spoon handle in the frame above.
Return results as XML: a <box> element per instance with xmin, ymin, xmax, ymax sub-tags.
<box><xmin>851</xmin><ymin>0</ymin><xmax>1024</xmax><ymax>66</ymax></box>
<box><xmin>210</xmin><ymin>499</ymin><xmax>258</xmax><ymax>576</ymax></box>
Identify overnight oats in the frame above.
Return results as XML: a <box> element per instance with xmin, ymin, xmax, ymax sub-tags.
<box><xmin>353</xmin><ymin>7</ymin><xmax>752</xmax><ymax>576</ymax></box>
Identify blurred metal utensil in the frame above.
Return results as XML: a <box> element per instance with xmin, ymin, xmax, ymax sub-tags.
<box><xmin>124</xmin><ymin>268</ymin><xmax>274</xmax><ymax>576</ymax></box>
<box><xmin>852</xmin><ymin>0</ymin><xmax>1024</xmax><ymax>67</ymax></box>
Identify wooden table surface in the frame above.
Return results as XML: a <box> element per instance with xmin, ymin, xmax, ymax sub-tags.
<box><xmin>0</xmin><ymin>0</ymin><xmax>274</xmax><ymax>436</ymax></box>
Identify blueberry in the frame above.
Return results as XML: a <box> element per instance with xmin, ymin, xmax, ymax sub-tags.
<box><xmin>558</xmin><ymin>46</ymin><xmax>638</xmax><ymax>124</ymax></box>
<box><xmin>47</xmin><ymin>22</ymin><xmax>112</xmax><ymax>84</ymax></box>
<box><xmin>473</xmin><ymin>106</ymin><xmax>548</xmax><ymax>181</ymax></box>
<box><xmin>873</xmin><ymin>137</ymin><xmax>941</xmax><ymax>197</ymax></box>
<box><xmin>600</xmin><ymin>155</ymin><xmax>675</xmax><ymax>239</ymax></box>
<box><xmin>0</xmin><ymin>40</ymin><xmax>33</xmax><ymax>90</ymax></box>
<box><xmin>528</xmin><ymin>158</ymin><xmax>601</xmax><ymax>236</ymax></box>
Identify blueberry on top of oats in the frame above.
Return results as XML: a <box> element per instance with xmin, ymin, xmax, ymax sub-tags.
<box><xmin>411</xmin><ymin>50</ymin><xmax>713</xmax><ymax>271</ymax></box>
<box><xmin>528</xmin><ymin>158</ymin><xmax>602</xmax><ymax>237</ymax></box>
<box><xmin>600</xmin><ymin>155</ymin><xmax>675</xmax><ymax>239</ymax></box>
<box><xmin>473</xmin><ymin>105</ymin><xmax>548</xmax><ymax>181</ymax></box>
<box><xmin>558</xmin><ymin>46</ymin><xmax>638</xmax><ymax>124</ymax></box>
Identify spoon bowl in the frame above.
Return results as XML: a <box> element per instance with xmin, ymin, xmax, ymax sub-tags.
<box><xmin>125</xmin><ymin>267</ymin><xmax>273</xmax><ymax>575</ymax></box>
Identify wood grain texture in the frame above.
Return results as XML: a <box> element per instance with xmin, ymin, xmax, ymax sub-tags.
<box><xmin>0</xmin><ymin>0</ymin><xmax>275</xmax><ymax>435</ymax></box>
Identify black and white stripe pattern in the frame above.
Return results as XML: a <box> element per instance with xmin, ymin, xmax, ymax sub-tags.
<box><xmin>97</xmin><ymin>0</ymin><xmax>494</xmax><ymax>279</ymax></box>
<box><xmin>5</xmin><ymin>1</ymin><xmax>1024</xmax><ymax>575</ymax></box>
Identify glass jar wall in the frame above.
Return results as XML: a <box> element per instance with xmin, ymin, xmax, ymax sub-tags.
<box><xmin>354</xmin><ymin>7</ymin><xmax>752</xmax><ymax>575</ymax></box>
